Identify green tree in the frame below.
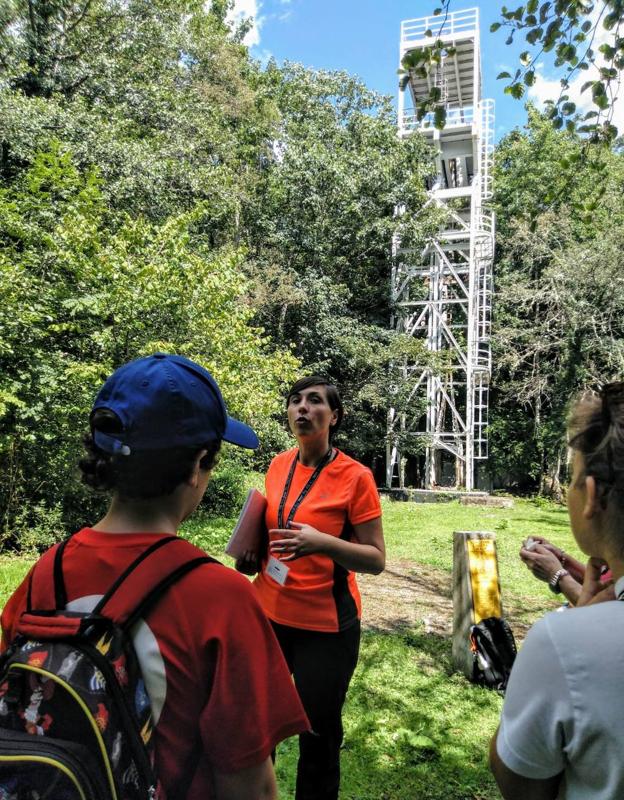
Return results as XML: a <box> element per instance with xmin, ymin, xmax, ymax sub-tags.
<box><xmin>492</xmin><ymin>0</ymin><xmax>624</xmax><ymax>143</ymax></box>
<box><xmin>0</xmin><ymin>147</ymin><xmax>297</xmax><ymax>548</ymax></box>
<box><xmin>244</xmin><ymin>63</ymin><xmax>440</xmax><ymax>464</ymax></box>
<box><xmin>490</xmin><ymin>109</ymin><xmax>624</xmax><ymax>494</ymax></box>
<box><xmin>0</xmin><ymin>0</ymin><xmax>277</xmax><ymax>226</ymax></box>
<box><xmin>0</xmin><ymin>3</ymin><xmax>442</xmax><ymax>513</ymax></box>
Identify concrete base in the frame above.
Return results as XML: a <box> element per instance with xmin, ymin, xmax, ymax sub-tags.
<box><xmin>378</xmin><ymin>488</ymin><xmax>514</xmax><ymax>508</ymax></box>
<box><xmin>459</xmin><ymin>495</ymin><xmax>514</xmax><ymax>509</ymax></box>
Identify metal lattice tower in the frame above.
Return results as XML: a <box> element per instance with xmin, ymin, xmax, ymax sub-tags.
<box><xmin>387</xmin><ymin>7</ymin><xmax>495</xmax><ymax>492</ymax></box>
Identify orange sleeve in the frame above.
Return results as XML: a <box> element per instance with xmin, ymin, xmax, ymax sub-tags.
<box><xmin>348</xmin><ymin>469</ymin><xmax>382</xmax><ymax>525</ymax></box>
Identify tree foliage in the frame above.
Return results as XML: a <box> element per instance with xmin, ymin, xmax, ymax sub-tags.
<box><xmin>243</xmin><ymin>63</ymin><xmax>440</xmax><ymax>466</ymax></box>
<box><xmin>490</xmin><ymin>109</ymin><xmax>624</xmax><ymax>493</ymax></box>
<box><xmin>493</xmin><ymin>0</ymin><xmax>623</xmax><ymax>143</ymax></box>
<box><xmin>0</xmin><ymin>1</ymin><xmax>439</xmax><ymax>544</ymax></box>
<box><xmin>0</xmin><ymin>145</ymin><xmax>298</xmax><ymax>547</ymax></box>
<box><xmin>0</xmin><ymin>0</ymin><xmax>277</xmax><ymax>225</ymax></box>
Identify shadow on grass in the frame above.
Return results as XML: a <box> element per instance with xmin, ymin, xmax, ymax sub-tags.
<box><xmin>334</xmin><ymin>628</ymin><xmax>503</xmax><ymax>800</ymax></box>
<box><xmin>384</xmin><ymin>566</ymin><xmax>452</xmax><ymax>598</ymax></box>
<box><xmin>503</xmin><ymin>590</ymin><xmax>560</xmax><ymax>640</ymax></box>
<box><xmin>359</xmin><ymin>562</ymin><xmax>453</xmax><ymax>636</ymax></box>
<box><xmin>510</xmin><ymin>514</ymin><xmax>570</xmax><ymax>529</ymax></box>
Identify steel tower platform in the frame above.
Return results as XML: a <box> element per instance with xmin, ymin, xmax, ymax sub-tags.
<box><xmin>387</xmin><ymin>7</ymin><xmax>495</xmax><ymax>492</ymax></box>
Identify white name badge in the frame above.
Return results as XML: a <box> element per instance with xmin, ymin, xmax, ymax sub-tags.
<box><xmin>266</xmin><ymin>556</ymin><xmax>290</xmax><ymax>586</ymax></box>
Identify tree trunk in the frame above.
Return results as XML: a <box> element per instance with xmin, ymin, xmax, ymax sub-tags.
<box><xmin>540</xmin><ymin>448</ymin><xmax>564</xmax><ymax>503</ymax></box>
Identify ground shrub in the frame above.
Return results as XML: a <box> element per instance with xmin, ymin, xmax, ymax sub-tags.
<box><xmin>201</xmin><ymin>458</ymin><xmax>249</xmax><ymax>518</ymax></box>
<box><xmin>11</xmin><ymin>502</ymin><xmax>66</xmax><ymax>554</ymax></box>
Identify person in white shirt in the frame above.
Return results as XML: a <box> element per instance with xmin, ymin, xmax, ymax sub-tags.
<box><xmin>490</xmin><ymin>382</ymin><xmax>624</xmax><ymax>800</ymax></box>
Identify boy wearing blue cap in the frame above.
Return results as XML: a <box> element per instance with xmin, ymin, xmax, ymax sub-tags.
<box><xmin>1</xmin><ymin>353</ymin><xmax>309</xmax><ymax>800</ymax></box>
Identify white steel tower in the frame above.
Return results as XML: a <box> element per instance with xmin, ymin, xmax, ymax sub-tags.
<box><xmin>387</xmin><ymin>7</ymin><xmax>495</xmax><ymax>492</ymax></box>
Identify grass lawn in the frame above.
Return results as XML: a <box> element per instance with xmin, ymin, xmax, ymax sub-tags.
<box><xmin>0</xmin><ymin>495</ymin><xmax>577</xmax><ymax>799</ymax></box>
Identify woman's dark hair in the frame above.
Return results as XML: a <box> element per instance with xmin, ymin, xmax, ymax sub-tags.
<box><xmin>568</xmin><ymin>385</ymin><xmax>624</xmax><ymax>515</ymax></box>
<box><xmin>286</xmin><ymin>376</ymin><xmax>344</xmax><ymax>441</ymax></box>
<box><xmin>79</xmin><ymin>409</ymin><xmax>221</xmax><ymax>499</ymax></box>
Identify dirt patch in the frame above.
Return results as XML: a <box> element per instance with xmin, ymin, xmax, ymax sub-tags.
<box><xmin>358</xmin><ymin>560</ymin><xmax>535</xmax><ymax>642</ymax></box>
<box><xmin>359</xmin><ymin>560</ymin><xmax>452</xmax><ymax>636</ymax></box>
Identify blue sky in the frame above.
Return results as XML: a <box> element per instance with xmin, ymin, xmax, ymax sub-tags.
<box><xmin>230</xmin><ymin>0</ymin><xmax>623</xmax><ymax>142</ymax></box>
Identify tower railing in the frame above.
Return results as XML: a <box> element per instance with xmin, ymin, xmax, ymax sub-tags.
<box><xmin>401</xmin><ymin>8</ymin><xmax>478</xmax><ymax>47</ymax></box>
<box><xmin>401</xmin><ymin>106</ymin><xmax>475</xmax><ymax>134</ymax></box>
<box><xmin>478</xmin><ymin>98</ymin><xmax>495</xmax><ymax>201</ymax></box>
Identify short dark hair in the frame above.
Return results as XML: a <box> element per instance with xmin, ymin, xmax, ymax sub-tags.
<box><xmin>286</xmin><ymin>376</ymin><xmax>344</xmax><ymax>441</ymax></box>
<box><xmin>79</xmin><ymin>409</ymin><xmax>221</xmax><ymax>499</ymax></box>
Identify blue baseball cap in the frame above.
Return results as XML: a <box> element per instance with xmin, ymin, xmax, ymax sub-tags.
<box><xmin>91</xmin><ymin>353</ymin><xmax>259</xmax><ymax>454</ymax></box>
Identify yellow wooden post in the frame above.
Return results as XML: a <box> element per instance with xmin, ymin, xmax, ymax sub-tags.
<box><xmin>452</xmin><ymin>531</ymin><xmax>503</xmax><ymax>679</ymax></box>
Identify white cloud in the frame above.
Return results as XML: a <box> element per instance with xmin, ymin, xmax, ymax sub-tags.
<box><xmin>527</xmin><ymin>9</ymin><xmax>624</xmax><ymax>133</ymax></box>
<box><xmin>227</xmin><ymin>0</ymin><xmax>263</xmax><ymax>48</ymax></box>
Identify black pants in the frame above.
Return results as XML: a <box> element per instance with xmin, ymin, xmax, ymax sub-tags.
<box><xmin>271</xmin><ymin>620</ymin><xmax>361</xmax><ymax>800</ymax></box>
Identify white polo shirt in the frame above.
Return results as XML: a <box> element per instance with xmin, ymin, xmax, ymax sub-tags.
<box><xmin>497</xmin><ymin>577</ymin><xmax>624</xmax><ymax>799</ymax></box>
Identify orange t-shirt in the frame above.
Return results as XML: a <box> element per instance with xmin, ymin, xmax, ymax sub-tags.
<box><xmin>253</xmin><ymin>448</ymin><xmax>382</xmax><ymax>632</ymax></box>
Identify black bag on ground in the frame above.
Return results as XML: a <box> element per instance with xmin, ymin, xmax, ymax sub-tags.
<box><xmin>469</xmin><ymin>616</ymin><xmax>517</xmax><ymax>692</ymax></box>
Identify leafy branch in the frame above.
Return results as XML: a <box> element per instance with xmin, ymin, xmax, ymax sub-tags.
<box><xmin>493</xmin><ymin>1</ymin><xmax>623</xmax><ymax>143</ymax></box>
<box><xmin>399</xmin><ymin>1</ymin><xmax>624</xmax><ymax>143</ymax></box>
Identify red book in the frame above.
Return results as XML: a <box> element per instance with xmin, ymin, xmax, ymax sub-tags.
<box><xmin>225</xmin><ymin>488</ymin><xmax>268</xmax><ymax>560</ymax></box>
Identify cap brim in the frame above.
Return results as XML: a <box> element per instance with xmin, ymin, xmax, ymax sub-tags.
<box><xmin>223</xmin><ymin>416</ymin><xmax>259</xmax><ymax>449</ymax></box>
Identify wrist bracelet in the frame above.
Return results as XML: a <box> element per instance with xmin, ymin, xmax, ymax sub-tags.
<box><xmin>549</xmin><ymin>568</ymin><xmax>570</xmax><ymax>594</ymax></box>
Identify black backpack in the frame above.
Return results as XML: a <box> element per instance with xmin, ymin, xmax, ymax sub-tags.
<box><xmin>470</xmin><ymin>616</ymin><xmax>517</xmax><ymax>692</ymax></box>
<box><xmin>0</xmin><ymin>534</ymin><xmax>212</xmax><ymax>800</ymax></box>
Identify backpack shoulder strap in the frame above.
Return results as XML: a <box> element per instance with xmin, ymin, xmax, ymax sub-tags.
<box><xmin>26</xmin><ymin>534</ymin><xmax>215</xmax><ymax>629</ymax></box>
<box><xmin>28</xmin><ymin>535</ymin><xmax>75</xmax><ymax>612</ymax></box>
<box><xmin>92</xmin><ymin>536</ymin><xmax>216</xmax><ymax>629</ymax></box>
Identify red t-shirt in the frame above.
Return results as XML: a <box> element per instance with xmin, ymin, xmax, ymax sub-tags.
<box><xmin>253</xmin><ymin>448</ymin><xmax>382</xmax><ymax>632</ymax></box>
<box><xmin>0</xmin><ymin>529</ymin><xmax>309</xmax><ymax>799</ymax></box>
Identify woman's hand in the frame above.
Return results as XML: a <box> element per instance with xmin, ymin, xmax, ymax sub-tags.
<box><xmin>576</xmin><ymin>557</ymin><xmax>615</xmax><ymax>606</ymax></box>
<box><xmin>519</xmin><ymin>543</ymin><xmax>564</xmax><ymax>583</ymax></box>
<box><xmin>269</xmin><ymin>523</ymin><xmax>333</xmax><ymax>561</ymax></box>
<box><xmin>235</xmin><ymin>549</ymin><xmax>261</xmax><ymax>576</ymax></box>
<box><xmin>269</xmin><ymin>518</ymin><xmax>385</xmax><ymax>574</ymax></box>
<box><xmin>533</xmin><ymin>538</ymin><xmax>563</xmax><ymax>560</ymax></box>
<box><xmin>521</xmin><ymin>536</ymin><xmax>562</xmax><ymax>559</ymax></box>
<box><xmin>520</xmin><ymin>544</ymin><xmax>583</xmax><ymax>604</ymax></box>
<box><xmin>522</xmin><ymin>535</ymin><xmax>552</xmax><ymax>548</ymax></box>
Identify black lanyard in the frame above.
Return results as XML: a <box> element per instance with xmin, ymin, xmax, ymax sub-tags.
<box><xmin>277</xmin><ymin>448</ymin><xmax>333</xmax><ymax>529</ymax></box>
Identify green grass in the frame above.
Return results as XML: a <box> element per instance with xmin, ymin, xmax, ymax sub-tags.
<box><xmin>380</xmin><ymin>496</ymin><xmax>575</xmax><ymax>615</ymax></box>
<box><xmin>275</xmin><ymin>627</ymin><xmax>505</xmax><ymax>799</ymax></box>
<box><xmin>0</xmin><ymin>496</ymin><xmax>578</xmax><ymax>799</ymax></box>
<box><xmin>0</xmin><ymin>556</ymin><xmax>34</xmax><ymax>608</ymax></box>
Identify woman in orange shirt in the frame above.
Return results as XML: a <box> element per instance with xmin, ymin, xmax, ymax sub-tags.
<box><xmin>252</xmin><ymin>376</ymin><xmax>386</xmax><ymax>800</ymax></box>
